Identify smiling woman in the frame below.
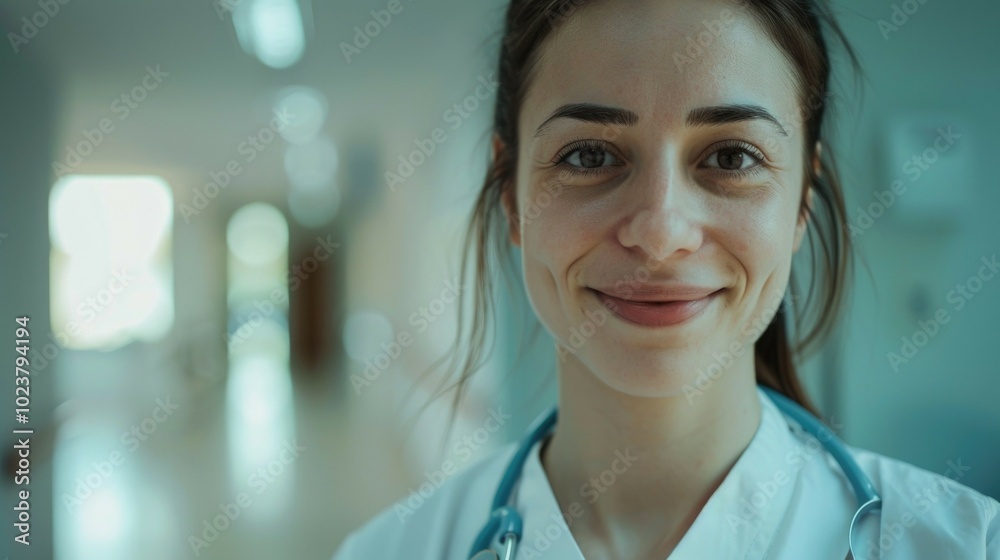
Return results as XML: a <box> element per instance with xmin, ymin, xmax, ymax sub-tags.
<box><xmin>332</xmin><ymin>0</ymin><xmax>1000</xmax><ymax>559</ymax></box>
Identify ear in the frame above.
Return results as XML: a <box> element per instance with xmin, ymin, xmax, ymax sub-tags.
<box><xmin>812</xmin><ymin>141</ymin><xmax>823</xmax><ymax>177</ymax></box>
<box><xmin>793</xmin><ymin>187</ymin><xmax>813</xmax><ymax>253</ymax></box>
<box><xmin>494</xmin><ymin>134</ymin><xmax>521</xmax><ymax>247</ymax></box>
<box><xmin>793</xmin><ymin>142</ymin><xmax>821</xmax><ymax>253</ymax></box>
<box><xmin>501</xmin><ymin>188</ymin><xmax>521</xmax><ymax>247</ymax></box>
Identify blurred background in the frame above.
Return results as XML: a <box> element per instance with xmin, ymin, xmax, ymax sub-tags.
<box><xmin>0</xmin><ymin>0</ymin><xmax>998</xmax><ymax>558</ymax></box>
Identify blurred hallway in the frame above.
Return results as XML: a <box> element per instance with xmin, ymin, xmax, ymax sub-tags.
<box><xmin>1</xmin><ymin>0</ymin><xmax>999</xmax><ymax>558</ymax></box>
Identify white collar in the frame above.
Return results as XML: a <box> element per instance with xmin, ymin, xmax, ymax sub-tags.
<box><xmin>511</xmin><ymin>387</ymin><xmax>807</xmax><ymax>559</ymax></box>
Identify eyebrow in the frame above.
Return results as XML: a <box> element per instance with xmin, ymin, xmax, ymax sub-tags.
<box><xmin>533</xmin><ymin>103</ymin><xmax>638</xmax><ymax>137</ymax></box>
<box><xmin>687</xmin><ymin>104</ymin><xmax>788</xmax><ymax>137</ymax></box>
<box><xmin>533</xmin><ymin>103</ymin><xmax>788</xmax><ymax>137</ymax></box>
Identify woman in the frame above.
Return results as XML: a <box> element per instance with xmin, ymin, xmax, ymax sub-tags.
<box><xmin>334</xmin><ymin>0</ymin><xmax>1000</xmax><ymax>558</ymax></box>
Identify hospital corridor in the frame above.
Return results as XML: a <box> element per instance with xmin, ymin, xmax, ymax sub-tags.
<box><xmin>1</xmin><ymin>0</ymin><xmax>999</xmax><ymax>559</ymax></box>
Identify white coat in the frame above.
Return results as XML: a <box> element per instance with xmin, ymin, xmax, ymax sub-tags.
<box><xmin>332</xmin><ymin>386</ymin><xmax>1000</xmax><ymax>559</ymax></box>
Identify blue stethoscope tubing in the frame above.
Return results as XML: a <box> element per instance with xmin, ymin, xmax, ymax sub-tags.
<box><xmin>469</xmin><ymin>385</ymin><xmax>883</xmax><ymax>560</ymax></box>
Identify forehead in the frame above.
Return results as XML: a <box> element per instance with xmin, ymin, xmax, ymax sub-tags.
<box><xmin>519</xmin><ymin>0</ymin><xmax>801</xmax><ymax>135</ymax></box>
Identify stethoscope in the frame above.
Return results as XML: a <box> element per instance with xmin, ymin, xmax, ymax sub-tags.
<box><xmin>469</xmin><ymin>385</ymin><xmax>883</xmax><ymax>560</ymax></box>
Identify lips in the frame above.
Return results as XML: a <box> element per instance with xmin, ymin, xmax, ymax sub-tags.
<box><xmin>592</xmin><ymin>285</ymin><xmax>720</xmax><ymax>302</ymax></box>
<box><xmin>590</xmin><ymin>285</ymin><xmax>722</xmax><ymax>327</ymax></box>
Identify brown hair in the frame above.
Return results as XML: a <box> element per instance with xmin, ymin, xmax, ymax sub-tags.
<box><xmin>418</xmin><ymin>0</ymin><xmax>862</xmax><ymax>431</ymax></box>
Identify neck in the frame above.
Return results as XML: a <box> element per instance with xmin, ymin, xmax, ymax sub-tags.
<box><xmin>541</xmin><ymin>350</ymin><xmax>762</xmax><ymax>557</ymax></box>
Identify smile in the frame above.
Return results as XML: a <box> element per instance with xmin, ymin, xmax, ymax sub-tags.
<box><xmin>589</xmin><ymin>287</ymin><xmax>722</xmax><ymax>328</ymax></box>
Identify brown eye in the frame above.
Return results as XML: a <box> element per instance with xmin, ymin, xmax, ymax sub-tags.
<box><xmin>716</xmin><ymin>149</ymin><xmax>745</xmax><ymax>170</ymax></box>
<box><xmin>567</xmin><ymin>146</ymin><xmax>616</xmax><ymax>168</ymax></box>
<box><xmin>702</xmin><ymin>141</ymin><xmax>766</xmax><ymax>178</ymax></box>
<box><xmin>555</xmin><ymin>141</ymin><xmax>623</xmax><ymax>177</ymax></box>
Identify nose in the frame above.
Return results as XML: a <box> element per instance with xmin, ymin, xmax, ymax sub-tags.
<box><xmin>617</xmin><ymin>166</ymin><xmax>703</xmax><ymax>261</ymax></box>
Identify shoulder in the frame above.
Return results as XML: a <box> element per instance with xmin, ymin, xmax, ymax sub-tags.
<box><xmin>847</xmin><ymin>445</ymin><xmax>1000</xmax><ymax>558</ymax></box>
<box><xmin>331</xmin><ymin>440</ymin><xmax>520</xmax><ymax>560</ymax></box>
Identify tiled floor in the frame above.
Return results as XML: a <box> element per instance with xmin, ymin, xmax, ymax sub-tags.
<box><xmin>50</xmin><ymin>369</ymin><xmax>415</xmax><ymax>560</ymax></box>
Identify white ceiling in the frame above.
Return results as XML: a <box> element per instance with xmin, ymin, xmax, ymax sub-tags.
<box><xmin>1</xmin><ymin>0</ymin><xmax>506</xmax><ymax>203</ymax></box>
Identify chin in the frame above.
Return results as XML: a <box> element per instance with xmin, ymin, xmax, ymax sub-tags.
<box><xmin>576</xmin><ymin>344</ymin><xmax>713</xmax><ymax>399</ymax></box>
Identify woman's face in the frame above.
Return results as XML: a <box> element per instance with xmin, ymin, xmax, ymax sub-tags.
<box><xmin>504</xmin><ymin>0</ymin><xmax>815</xmax><ymax>397</ymax></box>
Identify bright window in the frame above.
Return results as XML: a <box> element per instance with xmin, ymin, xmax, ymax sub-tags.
<box><xmin>49</xmin><ymin>175</ymin><xmax>174</xmax><ymax>350</ymax></box>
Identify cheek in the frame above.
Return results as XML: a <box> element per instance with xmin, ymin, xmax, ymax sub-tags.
<box><xmin>709</xmin><ymin>193</ymin><xmax>799</xmax><ymax>281</ymax></box>
<box><xmin>706</xmin><ymin>195</ymin><xmax>798</xmax><ymax>344</ymax></box>
<box><xmin>518</xmin><ymin>190</ymin><xmax>605</xmax><ymax>336</ymax></box>
<box><xmin>519</xmin><ymin>185</ymin><xmax>604</xmax><ymax>271</ymax></box>
<box><xmin>750</xmin><ymin>209</ymin><xmax>795</xmax><ymax>259</ymax></box>
<box><xmin>520</xmin><ymin>241</ymin><xmax>571</xmax><ymax>343</ymax></box>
